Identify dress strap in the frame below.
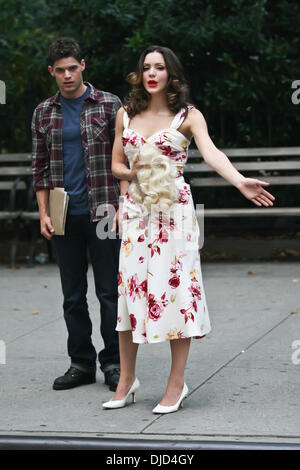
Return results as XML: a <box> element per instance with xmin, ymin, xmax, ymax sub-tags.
<box><xmin>170</xmin><ymin>105</ymin><xmax>195</xmax><ymax>129</ymax></box>
<box><xmin>170</xmin><ymin>107</ymin><xmax>188</xmax><ymax>129</ymax></box>
<box><xmin>123</xmin><ymin>109</ymin><xmax>130</xmax><ymax>129</ymax></box>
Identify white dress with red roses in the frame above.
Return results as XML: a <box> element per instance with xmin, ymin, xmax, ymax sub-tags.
<box><xmin>116</xmin><ymin>108</ymin><xmax>211</xmax><ymax>344</ymax></box>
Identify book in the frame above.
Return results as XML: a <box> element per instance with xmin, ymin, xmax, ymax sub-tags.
<box><xmin>49</xmin><ymin>187</ymin><xmax>69</xmax><ymax>236</ymax></box>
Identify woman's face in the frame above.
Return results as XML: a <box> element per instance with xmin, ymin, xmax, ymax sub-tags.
<box><xmin>142</xmin><ymin>51</ymin><xmax>169</xmax><ymax>95</ymax></box>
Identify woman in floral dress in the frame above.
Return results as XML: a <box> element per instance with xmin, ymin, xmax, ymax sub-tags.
<box><xmin>103</xmin><ymin>45</ymin><xmax>275</xmax><ymax>413</ymax></box>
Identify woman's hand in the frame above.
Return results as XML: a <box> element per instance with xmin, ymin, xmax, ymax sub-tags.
<box><xmin>129</xmin><ymin>155</ymin><xmax>141</xmax><ymax>181</ymax></box>
<box><xmin>236</xmin><ymin>178</ymin><xmax>275</xmax><ymax>207</ymax></box>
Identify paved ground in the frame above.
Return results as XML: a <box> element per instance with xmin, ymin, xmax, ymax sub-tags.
<box><xmin>0</xmin><ymin>260</ymin><xmax>299</xmax><ymax>446</ymax></box>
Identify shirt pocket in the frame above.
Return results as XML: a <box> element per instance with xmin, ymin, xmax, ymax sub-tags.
<box><xmin>90</xmin><ymin>117</ymin><xmax>108</xmax><ymax>142</ymax></box>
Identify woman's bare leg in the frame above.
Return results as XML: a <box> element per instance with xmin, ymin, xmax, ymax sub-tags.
<box><xmin>159</xmin><ymin>337</ymin><xmax>191</xmax><ymax>406</ymax></box>
<box><xmin>112</xmin><ymin>330</ymin><xmax>139</xmax><ymax>400</ymax></box>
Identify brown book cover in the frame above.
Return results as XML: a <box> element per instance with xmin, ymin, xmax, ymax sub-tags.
<box><xmin>49</xmin><ymin>187</ymin><xmax>69</xmax><ymax>235</ymax></box>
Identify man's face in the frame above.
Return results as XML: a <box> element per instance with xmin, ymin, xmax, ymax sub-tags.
<box><xmin>48</xmin><ymin>57</ymin><xmax>86</xmax><ymax>98</ymax></box>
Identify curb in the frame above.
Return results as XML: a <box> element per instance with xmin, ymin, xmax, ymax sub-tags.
<box><xmin>0</xmin><ymin>436</ymin><xmax>300</xmax><ymax>450</ymax></box>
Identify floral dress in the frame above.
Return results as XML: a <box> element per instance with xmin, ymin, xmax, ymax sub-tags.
<box><xmin>116</xmin><ymin>108</ymin><xmax>211</xmax><ymax>344</ymax></box>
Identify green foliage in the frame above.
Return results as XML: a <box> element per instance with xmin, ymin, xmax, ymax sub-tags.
<box><xmin>1</xmin><ymin>0</ymin><xmax>300</xmax><ymax>151</ymax></box>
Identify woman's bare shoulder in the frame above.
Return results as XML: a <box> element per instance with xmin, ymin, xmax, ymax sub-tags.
<box><xmin>185</xmin><ymin>106</ymin><xmax>207</xmax><ymax>129</ymax></box>
<box><xmin>187</xmin><ymin>106</ymin><xmax>204</xmax><ymax>119</ymax></box>
<box><xmin>116</xmin><ymin>106</ymin><xmax>126</xmax><ymax>117</ymax></box>
<box><xmin>115</xmin><ymin>106</ymin><xmax>127</xmax><ymax>125</ymax></box>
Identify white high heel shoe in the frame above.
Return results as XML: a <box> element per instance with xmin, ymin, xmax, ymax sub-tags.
<box><xmin>102</xmin><ymin>378</ymin><xmax>140</xmax><ymax>409</ymax></box>
<box><xmin>152</xmin><ymin>383</ymin><xmax>188</xmax><ymax>414</ymax></box>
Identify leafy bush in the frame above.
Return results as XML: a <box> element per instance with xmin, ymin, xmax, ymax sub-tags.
<box><xmin>1</xmin><ymin>0</ymin><xmax>299</xmax><ymax>151</ymax></box>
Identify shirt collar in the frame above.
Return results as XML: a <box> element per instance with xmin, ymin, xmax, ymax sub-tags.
<box><xmin>50</xmin><ymin>82</ymin><xmax>101</xmax><ymax>106</ymax></box>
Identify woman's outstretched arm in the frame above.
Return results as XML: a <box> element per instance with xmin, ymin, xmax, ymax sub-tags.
<box><xmin>187</xmin><ymin>108</ymin><xmax>275</xmax><ymax>207</ymax></box>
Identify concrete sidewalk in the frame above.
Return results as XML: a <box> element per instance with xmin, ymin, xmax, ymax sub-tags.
<box><xmin>0</xmin><ymin>261</ymin><xmax>300</xmax><ymax>446</ymax></box>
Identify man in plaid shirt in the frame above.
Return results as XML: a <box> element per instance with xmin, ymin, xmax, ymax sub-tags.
<box><xmin>32</xmin><ymin>37</ymin><xmax>126</xmax><ymax>392</ymax></box>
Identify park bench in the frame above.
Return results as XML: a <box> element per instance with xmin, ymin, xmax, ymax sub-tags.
<box><xmin>184</xmin><ymin>146</ymin><xmax>300</xmax><ymax>219</ymax></box>
<box><xmin>0</xmin><ymin>153</ymin><xmax>32</xmax><ymax>266</ymax></box>
<box><xmin>0</xmin><ymin>153</ymin><xmax>49</xmax><ymax>267</ymax></box>
<box><xmin>1</xmin><ymin>147</ymin><xmax>300</xmax><ymax>265</ymax></box>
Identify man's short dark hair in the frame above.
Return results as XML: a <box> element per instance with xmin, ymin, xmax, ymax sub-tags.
<box><xmin>48</xmin><ymin>37</ymin><xmax>82</xmax><ymax>66</ymax></box>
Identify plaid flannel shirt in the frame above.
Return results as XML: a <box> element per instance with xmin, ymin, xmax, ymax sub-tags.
<box><xmin>31</xmin><ymin>82</ymin><xmax>122</xmax><ymax>221</ymax></box>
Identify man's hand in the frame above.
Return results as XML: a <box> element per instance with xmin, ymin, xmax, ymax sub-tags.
<box><xmin>40</xmin><ymin>215</ymin><xmax>55</xmax><ymax>240</ymax></box>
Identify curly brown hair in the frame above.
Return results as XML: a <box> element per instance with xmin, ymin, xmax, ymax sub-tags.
<box><xmin>124</xmin><ymin>45</ymin><xmax>191</xmax><ymax>118</ymax></box>
<box><xmin>48</xmin><ymin>37</ymin><xmax>82</xmax><ymax>66</ymax></box>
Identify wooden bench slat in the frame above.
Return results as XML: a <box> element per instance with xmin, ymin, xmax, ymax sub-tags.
<box><xmin>0</xmin><ymin>181</ymin><xmax>27</xmax><ymax>190</ymax></box>
<box><xmin>2</xmin><ymin>148</ymin><xmax>300</xmax><ymax>160</ymax></box>
<box><xmin>20</xmin><ymin>212</ymin><xmax>40</xmax><ymax>220</ymax></box>
<box><xmin>188</xmin><ymin>147</ymin><xmax>300</xmax><ymax>159</ymax></box>
<box><xmin>189</xmin><ymin>175</ymin><xmax>300</xmax><ymax>186</ymax></box>
<box><xmin>0</xmin><ymin>154</ymin><xmax>32</xmax><ymax>162</ymax></box>
<box><xmin>195</xmin><ymin>207</ymin><xmax>300</xmax><ymax>217</ymax></box>
<box><xmin>185</xmin><ymin>161</ymin><xmax>300</xmax><ymax>173</ymax></box>
<box><xmin>223</xmin><ymin>147</ymin><xmax>300</xmax><ymax>157</ymax></box>
<box><xmin>0</xmin><ymin>211</ymin><xmax>21</xmax><ymax>219</ymax></box>
<box><xmin>0</xmin><ymin>167</ymin><xmax>32</xmax><ymax>176</ymax></box>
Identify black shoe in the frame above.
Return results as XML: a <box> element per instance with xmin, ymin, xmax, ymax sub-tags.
<box><xmin>104</xmin><ymin>368</ymin><xmax>120</xmax><ymax>392</ymax></box>
<box><xmin>53</xmin><ymin>367</ymin><xmax>96</xmax><ymax>390</ymax></box>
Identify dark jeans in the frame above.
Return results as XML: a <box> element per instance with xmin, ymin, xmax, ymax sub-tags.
<box><xmin>53</xmin><ymin>214</ymin><xmax>120</xmax><ymax>374</ymax></box>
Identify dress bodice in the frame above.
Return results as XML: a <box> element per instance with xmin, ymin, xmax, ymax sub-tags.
<box><xmin>122</xmin><ymin>108</ymin><xmax>191</xmax><ymax>178</ymax></box>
